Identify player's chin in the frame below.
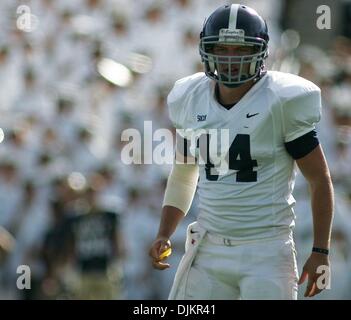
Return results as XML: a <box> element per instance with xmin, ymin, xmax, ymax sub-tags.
<box><xmin>221</xmin><ymin>69</ymin><xmax>239</xmax><ymax>76</ymax></box>
<box><xmin>218</xmin><ymin>72</ymin><xmax>240</xmax><ymax>82</ymax></box>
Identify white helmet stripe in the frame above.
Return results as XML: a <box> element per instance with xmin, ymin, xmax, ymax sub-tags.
<box><xmin>228</xmin><ymin>4</ymin><xmax>240</xmax><ymax>30</ymax></box>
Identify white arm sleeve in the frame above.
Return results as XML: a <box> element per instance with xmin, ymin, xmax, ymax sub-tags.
<box><xmin>162</xmin><ymin>163</ymin><xmax>199</xmax><ymax>215</ymax></box>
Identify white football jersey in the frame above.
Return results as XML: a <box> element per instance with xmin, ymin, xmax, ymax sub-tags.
<box><xmin>167</xmin><ymin>71</ymin><xmax>322</xmax><ymax>240</ymax></box>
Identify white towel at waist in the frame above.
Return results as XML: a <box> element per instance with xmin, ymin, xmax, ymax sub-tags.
<box><xmin>168</xmin><ymin>221</ymin><xmax>207</xmax><ymax>300</ymax></box>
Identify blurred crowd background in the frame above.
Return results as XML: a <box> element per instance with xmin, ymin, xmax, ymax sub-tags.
<box><xmin>0</xmin><ymin>0</ymin><xmax>350</xmax><ymax>299</ymax></box>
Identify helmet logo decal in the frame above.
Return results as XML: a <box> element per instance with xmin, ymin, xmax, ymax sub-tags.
<box><xmin>219</xmin><ymin>29</ymin><xmax>245</xmax><ymax>43</ymax></box>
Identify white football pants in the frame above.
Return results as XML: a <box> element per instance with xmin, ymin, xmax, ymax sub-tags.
<box><xmin>171</xmin><ymin>227</ymin><xmax>299</xmax><ymax>300</ymax></box>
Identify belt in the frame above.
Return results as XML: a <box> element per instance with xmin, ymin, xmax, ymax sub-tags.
<box><xmin>205</xmin><ymin>230</ymin><xmax>293</xmax><ymax>247</ymax></box>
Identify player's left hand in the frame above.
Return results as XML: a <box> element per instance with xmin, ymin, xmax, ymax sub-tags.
<box><xmin>298</xmin><ymin>252</ymin><xmax>330</xmax><ymax>298</ymax></box>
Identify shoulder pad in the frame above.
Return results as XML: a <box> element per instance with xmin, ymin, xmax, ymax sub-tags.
<box><xmin>167</xmin><ymin>72</ymin><xmax>206</xmax><ymax>128</ymax></box>
<box><xmin>167</xmin><ymin>72</ymin><xmax>206</xmax><ymax>106</ymax></box>
<box><xmin>268</xmin><ymin>71</ymin><xmax>321</xmax><ymax>101</ymax></box>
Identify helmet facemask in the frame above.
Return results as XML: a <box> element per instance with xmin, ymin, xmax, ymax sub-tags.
<box><xmin>199</xmin><ymin>35</ymin><xmax>268</xmax><ymax>88</ymax></box>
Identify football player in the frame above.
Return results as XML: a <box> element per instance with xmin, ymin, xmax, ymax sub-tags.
<box><xmin>149</xmin><ymin>4</ymin><xmax>334</xmax><ymax>299</ymax></box>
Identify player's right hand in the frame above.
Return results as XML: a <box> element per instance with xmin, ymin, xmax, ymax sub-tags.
<box><xmin>149</xmin><ymin>237</ymin><xmax>172</xmax><ymax>270</ymax></box>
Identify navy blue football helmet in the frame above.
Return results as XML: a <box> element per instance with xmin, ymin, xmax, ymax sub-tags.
<box><xmin>199</xmin><ymin>4</ymin><xmax>269</xmax><ymax>87</ymax></box>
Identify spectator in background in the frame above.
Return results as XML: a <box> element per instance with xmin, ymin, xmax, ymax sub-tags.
<box><xmin>65</xmin><ymin>186</ymin><xmax>125</xmax><ymax>300</ymax></box>
<box><xmin>39</xmin><ymin>198</ymin><xmax>72</xmax><ymax>299</ymax></box>
<box><xmin>0</xmin><ymin>161</ymin><xmax>23</xmax><ymax>229</ymax></box>
<box><xmin>0</xmin><ymin>226</ymin><xmax>15</xmax><ymax>299</ymax></box>
<box><xmin>12</xmin><ymin>67</ymin><xmax>52</xmax><ymax>119</ymax></box>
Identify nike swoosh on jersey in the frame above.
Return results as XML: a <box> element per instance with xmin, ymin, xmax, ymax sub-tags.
<box><xmin>246</xmin><ymin>112</ymin><xmax>259</xmax><ymax>118</ymax></box>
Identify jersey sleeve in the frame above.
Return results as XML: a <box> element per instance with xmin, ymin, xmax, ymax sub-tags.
<box><xmin>166</xmin><ymin>73</ymin><xmax>205</xmax><ymax>164</ymax></box>
<box><xmin>166</xmin><ymin>72</ymin><xmax>204</xmax><ymax>129</ymax></box>
<box><xmin>166</xmin><ymin>79</ymin><xmax>188</xmax><ymax>129</ymax></box>
<box><xmin>281</xmin><ymin>87</ymin><xmax>322</xmax><ymax>143</ymax></box>
<box><xmin>167</xmin><ymin>89</ymin><xmax>182</xmax><ymax>129</ymax></box>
